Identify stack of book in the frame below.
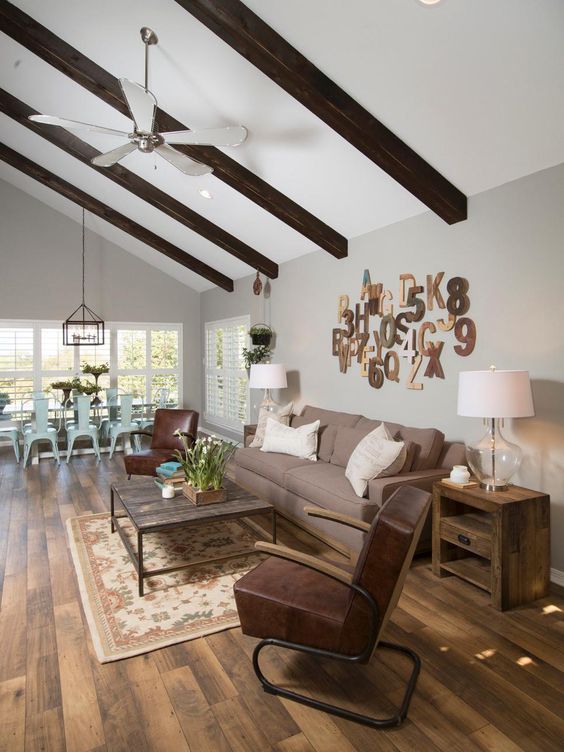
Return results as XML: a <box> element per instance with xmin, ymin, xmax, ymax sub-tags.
<box><xmin>154</xmin><ymin>461</ymin><xmax>184</xmax><ymax>491</ymax></box>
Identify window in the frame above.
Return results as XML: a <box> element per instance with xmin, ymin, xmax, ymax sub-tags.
<box><xmin>0</xmin><ymin>325</ymin><xmax>34</xmax><ymax>406</ymax></box>
<box><xmin>205</xmin><ymin>316</ymin><xmax>249</xmax><ymax>431</ymax></box>
<box><xmin>0</xmin><ymin>321</ymin><xmax>182</xmax><ymax>415</ymax></box>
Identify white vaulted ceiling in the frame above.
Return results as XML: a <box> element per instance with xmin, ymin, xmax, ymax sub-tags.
<box><xmin>1</xmin><ymin>0</ymin><xmax>563</xmax><ymax>291</ymax></box>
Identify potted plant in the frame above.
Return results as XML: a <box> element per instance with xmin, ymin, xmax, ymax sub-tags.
<box><xmin>174</xmin><ymin>432</ymin><xmax>237</xmax><ymax>505</ymax></box>
<box><xmin>249</xmin><ymin>324</ymin><xmax>273</xmax><ymax>346</ymax></box>
<box><xmin>50</xmin><ymin>379</ymin><xmax>76</xmax><ymax>404</ymax></box>
<box><xmin>242</xmin><ymin>344</ymin><xmax>272</xmax><ymax>372</ymax></box>
<box><xmin>0</xmin><ymin>392</ymin><xmax>10</xmax><ymax>416</ymax></box>
<box><xmin>82</xmin><ymin>362</ymin><xmax>109</xmax><ymax>405</ymax></box>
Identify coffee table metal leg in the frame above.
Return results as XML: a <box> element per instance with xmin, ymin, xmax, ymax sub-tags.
<box><xmin>272</xmin><ymin>509</ymin><xmax>277</xmax><ymax>544</ymax></box>
<box><xmin>110</xmin><ymin>487</ymin><xmax>115</xmax><ymax>533</ymax></box>
<box><xmin>138</xmin><ymin>531</ymin><xmax>144</xmax><ymax>597</ymax></box>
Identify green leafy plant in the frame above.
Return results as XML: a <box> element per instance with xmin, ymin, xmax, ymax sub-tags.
<box><xmin>242</xmin><ymin>345</ymin><xmax>271</xmax><ymax>369</ymax></box>
<box><xmin>174</xmin><ymin>433</ymin><xmax>237</xmax><ymax>491</ymax></box>
<box><xmin>50</xmin><ymin>379</ymin><xmax>76</xmax><ymax>391</ymax></box>
<box><xmin>249</xmin><ymin>324</ymin><xmax>272</xmax><ymax>346</ymax></box>
<box><xmin>81</xmin><ymin>362</ymin><xmax>109</xmax><ymax>377</ymax></box>
<box><xmin>0</xmin><ymin>392</ymin><xmax>10</xmax><ymax>406</ymax></box>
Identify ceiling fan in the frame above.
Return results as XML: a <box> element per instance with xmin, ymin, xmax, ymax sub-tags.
<box><xmin>29</xmin><ymin>27</ymin><xmax>247</xmax><ymax>177</ymax></box>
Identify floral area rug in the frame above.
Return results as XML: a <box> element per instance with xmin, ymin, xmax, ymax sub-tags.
<box><xmin>67</xmin><ymin>512</ymin><xmax>263</xmax><ymax>662</ymax></box>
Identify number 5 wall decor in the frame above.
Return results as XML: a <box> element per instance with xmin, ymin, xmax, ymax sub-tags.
<box><xmin>332</xmin><ymin>271</ymin><xmax>477</xmax><ymax>390</ymax></box>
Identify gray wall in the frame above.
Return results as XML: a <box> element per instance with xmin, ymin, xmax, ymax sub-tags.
<box><xmin>202</xmin><ymin>163</ymin><xmax>564</xmax><ymax>573</ymax></box>
<box><xmin>0</xmin><ymin>180</ymin><xmax>201</xmax><ymax>410</ymax></box>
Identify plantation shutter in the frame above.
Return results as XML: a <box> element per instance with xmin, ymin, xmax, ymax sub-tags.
<box><xmin>205</xmin><ymin>316</ymin><xmax>249</xmax><ymax>430</ymax></box>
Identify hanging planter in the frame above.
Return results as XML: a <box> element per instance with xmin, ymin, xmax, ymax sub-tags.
<box><xmin>249</xmin><ymin>324</ymin><xmax>273</xmax><ymax>347</ymax></box>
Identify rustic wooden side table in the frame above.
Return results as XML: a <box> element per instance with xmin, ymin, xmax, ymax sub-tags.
<box><xmin>432</xmin><ymin>480</ymin><xmax>550</xmax><ymax>610</ymax></box>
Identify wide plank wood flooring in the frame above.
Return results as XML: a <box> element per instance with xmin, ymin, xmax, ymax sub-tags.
<box><xmin>0</xmin><ymin>451</ymin><xmax>563</xmax><ymax>751</ymax></box>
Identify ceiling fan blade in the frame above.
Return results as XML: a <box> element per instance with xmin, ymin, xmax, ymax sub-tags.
<box><xmin>119</xmin><ymin>78</ymin><xmax>156</xmax><ymax>133</ymax></box>
<box><xmin>28</xmin><ymin>114</ymin><xmax>129</xmax><ymax>138</ymax></box>
<box><xmin>155</xmin><ymin>144</ymin><xmax>213</xmax><ymax>176</ymax></box>
<box><xmin>162</xmin><ymin>125</ymin><xmax>248</xmax><ymax>147</ymax></box>
<box><xmin>91</xmin><ymin>142</ymin><xmax>137</xmax><ymax>167</ymax></box>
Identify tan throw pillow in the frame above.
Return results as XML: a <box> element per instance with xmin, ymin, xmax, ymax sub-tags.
<box><xmin>260</xmin><ymin>418</ymin><xmax>320</xmax><ymax>461</ymax></box>
<box><xmin>345</xmin><ymin>425</ymin><xmax>407</xmax><ymax>497</ymax></box>
<box><xmin>250</xmin><ymin>402</ymin><xmax>293</xmax><ymax>448</ymax></box>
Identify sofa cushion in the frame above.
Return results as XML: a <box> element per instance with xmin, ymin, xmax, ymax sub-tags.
<box><xmin>261</xmin><ymin>419</ymin><xmax>320</xmax><ymax>461</ymax></box>
<box><xmin>355</xmin><ymin>417</ymin><xmax>444</xmax><ymax>471</ymax></box>
<box><xmin>250</xmin><ymin>401</ymin><xmax>293</xmax><ymax>448</ymax></box>
<box><xmin>285</xmin><ymin>463</ymin><xmax>380</xmax><ymax>523</ymax></box>
<box><xmin>300</xmin><ymin>405</ymin><xmax>362</xmax><ymax>428</ymax></box>
<box><xmin>291</xmin><ymin>416</ymin><xmax>338</xmax><ymax>463</ymax></box>
<box><xmin>331</xmin><ymin>425</ymin><xmax>380</xmax><ymax>467</ymax></box>
<box><xmin>234</xmin><ymin>447</ymin><xmax>311</xmax><ymax>486</ymax></box>
<box><xmin>345</xmin><ymin>426</ymin><xmax>407</xmax><ymax>497</ymax></box>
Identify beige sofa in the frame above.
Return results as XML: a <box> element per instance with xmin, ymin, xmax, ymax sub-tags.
<box><xmin>233</xmin><ymin>405</ymin><xmax>466</xmax><ymax>557</ymax></box>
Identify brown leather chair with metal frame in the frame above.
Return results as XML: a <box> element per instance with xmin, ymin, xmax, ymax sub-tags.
<box><xmin>123</xmin><ymin>408</ymin><xmax>198</xmax><ymax>478</ymax></box>
<box><xmin>233</xmin><ymin>485</ymin><xmax>431</xmax><ymax>729</ymax></box>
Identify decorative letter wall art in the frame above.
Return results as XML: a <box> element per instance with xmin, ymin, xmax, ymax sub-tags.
<box><xmin>332</xmin><ymin>271</ymin><xmax>477</xmax><ymax>391</ymax></box>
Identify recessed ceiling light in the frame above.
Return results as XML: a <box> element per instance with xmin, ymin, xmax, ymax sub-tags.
<box><xmin>417</xmin><ymin>0</ymin><xmax>442</xmax><ymax>4</ymax></box>
<box><xmin>199</xmin><ymin>189</ymin><xmax>213</xmax><ymax>200</ymax></box>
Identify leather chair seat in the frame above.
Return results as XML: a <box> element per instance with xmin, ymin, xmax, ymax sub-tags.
<box><xmin>123</xmin><ymin>448</ymin><xmax>177</xmax><ymax>476</ymax></box>
<box><xmin>234</xmin><ymin>555</ymin><xmax>367</xmax><ymax>655</ymax></box>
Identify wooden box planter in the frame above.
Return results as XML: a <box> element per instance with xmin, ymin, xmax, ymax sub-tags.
<box><xmin>182</xmin><ymin>483</ymin><xmax>227</xmax><ymax>506</ymax></box>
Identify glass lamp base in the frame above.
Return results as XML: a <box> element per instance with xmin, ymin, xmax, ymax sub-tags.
<box><xmin>465</xmin><ymin>418</ymin><xmax>522</xmax><ymax>492</ymax></box>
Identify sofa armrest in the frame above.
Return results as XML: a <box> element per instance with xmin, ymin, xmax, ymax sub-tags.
<box><xmin>438</xmin><ymin>441</ymin><xmax>467</xmax><ymax>469</ymax></box>
<box><xmin>368</xmin><ymin>468</ymin><xmax>450</xmax><ymax>507</ymax></box>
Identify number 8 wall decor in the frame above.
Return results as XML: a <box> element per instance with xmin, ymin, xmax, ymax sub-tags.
<box><xmin>332</xmin><ymin>270</ymin><xmax>476</xmax><ymax>390</ymax></box>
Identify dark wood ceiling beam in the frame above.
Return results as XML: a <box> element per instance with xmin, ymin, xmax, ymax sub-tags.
<box><xmin>0</xmin><ymin>142</ymin><xmax>234</xmax><ymax>291</ymax></box>
<box><xmin>0</xmin><ymin>89</ymin><xmax>278</xmax><ymax>279</ymax></box>
<box><xmin>0</xmin><ymin>0</ymin><xmax>347</xmax><ymax>258</ymax></box>
<box><xmin>177</xmin><ymin>0</ymin><xmax>468</xmax><ymax>225</ymax></box>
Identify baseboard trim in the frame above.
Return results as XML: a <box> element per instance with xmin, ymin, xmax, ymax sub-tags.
<box><xmin>551</xmin><ymin>568</ymin><xmax>564</xmax><ymax>587</ymax></box>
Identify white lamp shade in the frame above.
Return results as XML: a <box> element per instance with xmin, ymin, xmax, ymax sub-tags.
<box><xmin>457</xmin><ymin>369</ymin><xmax>534</xmax><ymax>418</ymax></box>
<box><xmin>248</xmin><ymin>363</ymin><xmax>287</xmax><ymax>390</ymax></box>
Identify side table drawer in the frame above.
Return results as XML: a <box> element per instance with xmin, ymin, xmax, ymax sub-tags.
<box><xmin>440</xmin><ymin>513</ymin><xmax>492</xmax><ymax>560</ymax></box>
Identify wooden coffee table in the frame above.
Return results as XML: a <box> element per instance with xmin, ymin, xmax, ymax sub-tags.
<box><xmin>110</xmin><ymin>477</ymin><xmax>275</xmax><ymax>596</ymax></box>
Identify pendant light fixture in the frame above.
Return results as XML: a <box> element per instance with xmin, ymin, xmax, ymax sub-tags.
<box><xmin>62</xmin><ymin>208</ymin><xmax>105</xmax><ymax>346</ymax></box>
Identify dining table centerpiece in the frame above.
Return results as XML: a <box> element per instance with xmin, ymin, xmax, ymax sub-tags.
<box><xmin>174</xmin><ymin>432</ymin><xmax>237</xmax><ymax>505</ymax></box>
<box><xmin>81</xmin><ymin>362</ymin><xmax>109</xmax><ymax>405</ymax></box>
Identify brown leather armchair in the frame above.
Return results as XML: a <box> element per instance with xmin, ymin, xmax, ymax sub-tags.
<box><xmin>234</xmin><ymin>485</ymin><xmax>431</xmax><ymax>729</ymax></box>
<box><xmin>123</xmin><ymin>408</ymin><xmax>198</xmax><ymax>478</ymax></box>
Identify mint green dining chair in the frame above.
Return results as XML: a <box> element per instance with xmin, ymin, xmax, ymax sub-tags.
<box><xmin>108</xmin><ymin>394</ymin><xmax>139</xmax><ymax>459</ymax></box>
<box><xmin>0</xmin><ymin>428</ymin><xmax>20</xmax><ymax>462</ymax></box>
<box><xmin>133</xmin><ymin>387</ymin><xmax>171</xmax><ymax>451</ymax></box>
<box><xmin>22</xmin><ymin>397</ymin><xmax>60</xmax><ymax>467</ymax></box>
<box><xmin>66</xmin><ymin>395</ymin><xmax>100</xmax><ymax>463</ymax></box>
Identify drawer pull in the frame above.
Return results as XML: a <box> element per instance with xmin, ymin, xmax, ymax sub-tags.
<box><xmin>458</xmin><ymin>534</ymin><xmax>471</xmax><ymax>546</ymax></box>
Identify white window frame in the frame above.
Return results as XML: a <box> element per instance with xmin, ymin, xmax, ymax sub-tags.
<box><xmin>0</xmin><ymin>319</ymin><xmax>183</xmax><ymax>410</ymax></box>
<box><xmin>204</xmin><ymin>315</ymin><xmax>250</xmax><ymax>432</ymax></box>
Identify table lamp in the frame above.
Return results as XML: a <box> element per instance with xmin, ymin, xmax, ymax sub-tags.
<box><xmin>248</xmin><ymin>363</ymin><xmax>287</xmax><ymax>412</ymax></box>
<box><xmin>457</xmin><ymin>366</ymin><xmax>534</xmax><ymax>491</ymax></box>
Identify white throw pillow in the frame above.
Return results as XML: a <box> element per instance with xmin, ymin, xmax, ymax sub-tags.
<box><xmin>250</xmin><ymin>401</ymin><xmax>293</xmax><ymax>448</ymax></box>
<box><xmin>345</xmin><ymin>424</ymin><xmax>407</xmax><ymax>498</ymax></box>
<box><xmin>260</xmin><ymin>418</ymin><xmax>320</xmax><ymax>461</ymax></box>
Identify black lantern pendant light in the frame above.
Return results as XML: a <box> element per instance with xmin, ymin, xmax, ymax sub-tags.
<box><xmin>62</xmin><ymin>209</ymin><xmax>105</xmax><ymax>346</ymax></box>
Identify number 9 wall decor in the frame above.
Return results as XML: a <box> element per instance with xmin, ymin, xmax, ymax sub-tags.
<box><xmin>332</xmin><ymin>271</ymin><xmax>476</xmax><ymax>390</ymax></box>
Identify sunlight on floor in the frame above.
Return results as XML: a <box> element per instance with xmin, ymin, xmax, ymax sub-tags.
<box><xmin>542</xmin><ymin>604</ymin><xmax>562</xmax><ymax>615</ymax></box>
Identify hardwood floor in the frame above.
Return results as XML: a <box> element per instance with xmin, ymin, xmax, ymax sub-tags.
<box><xmin>0</xmin><ymin>450</ymin><xmax>563</xmax><ymax>752</ymax></box>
